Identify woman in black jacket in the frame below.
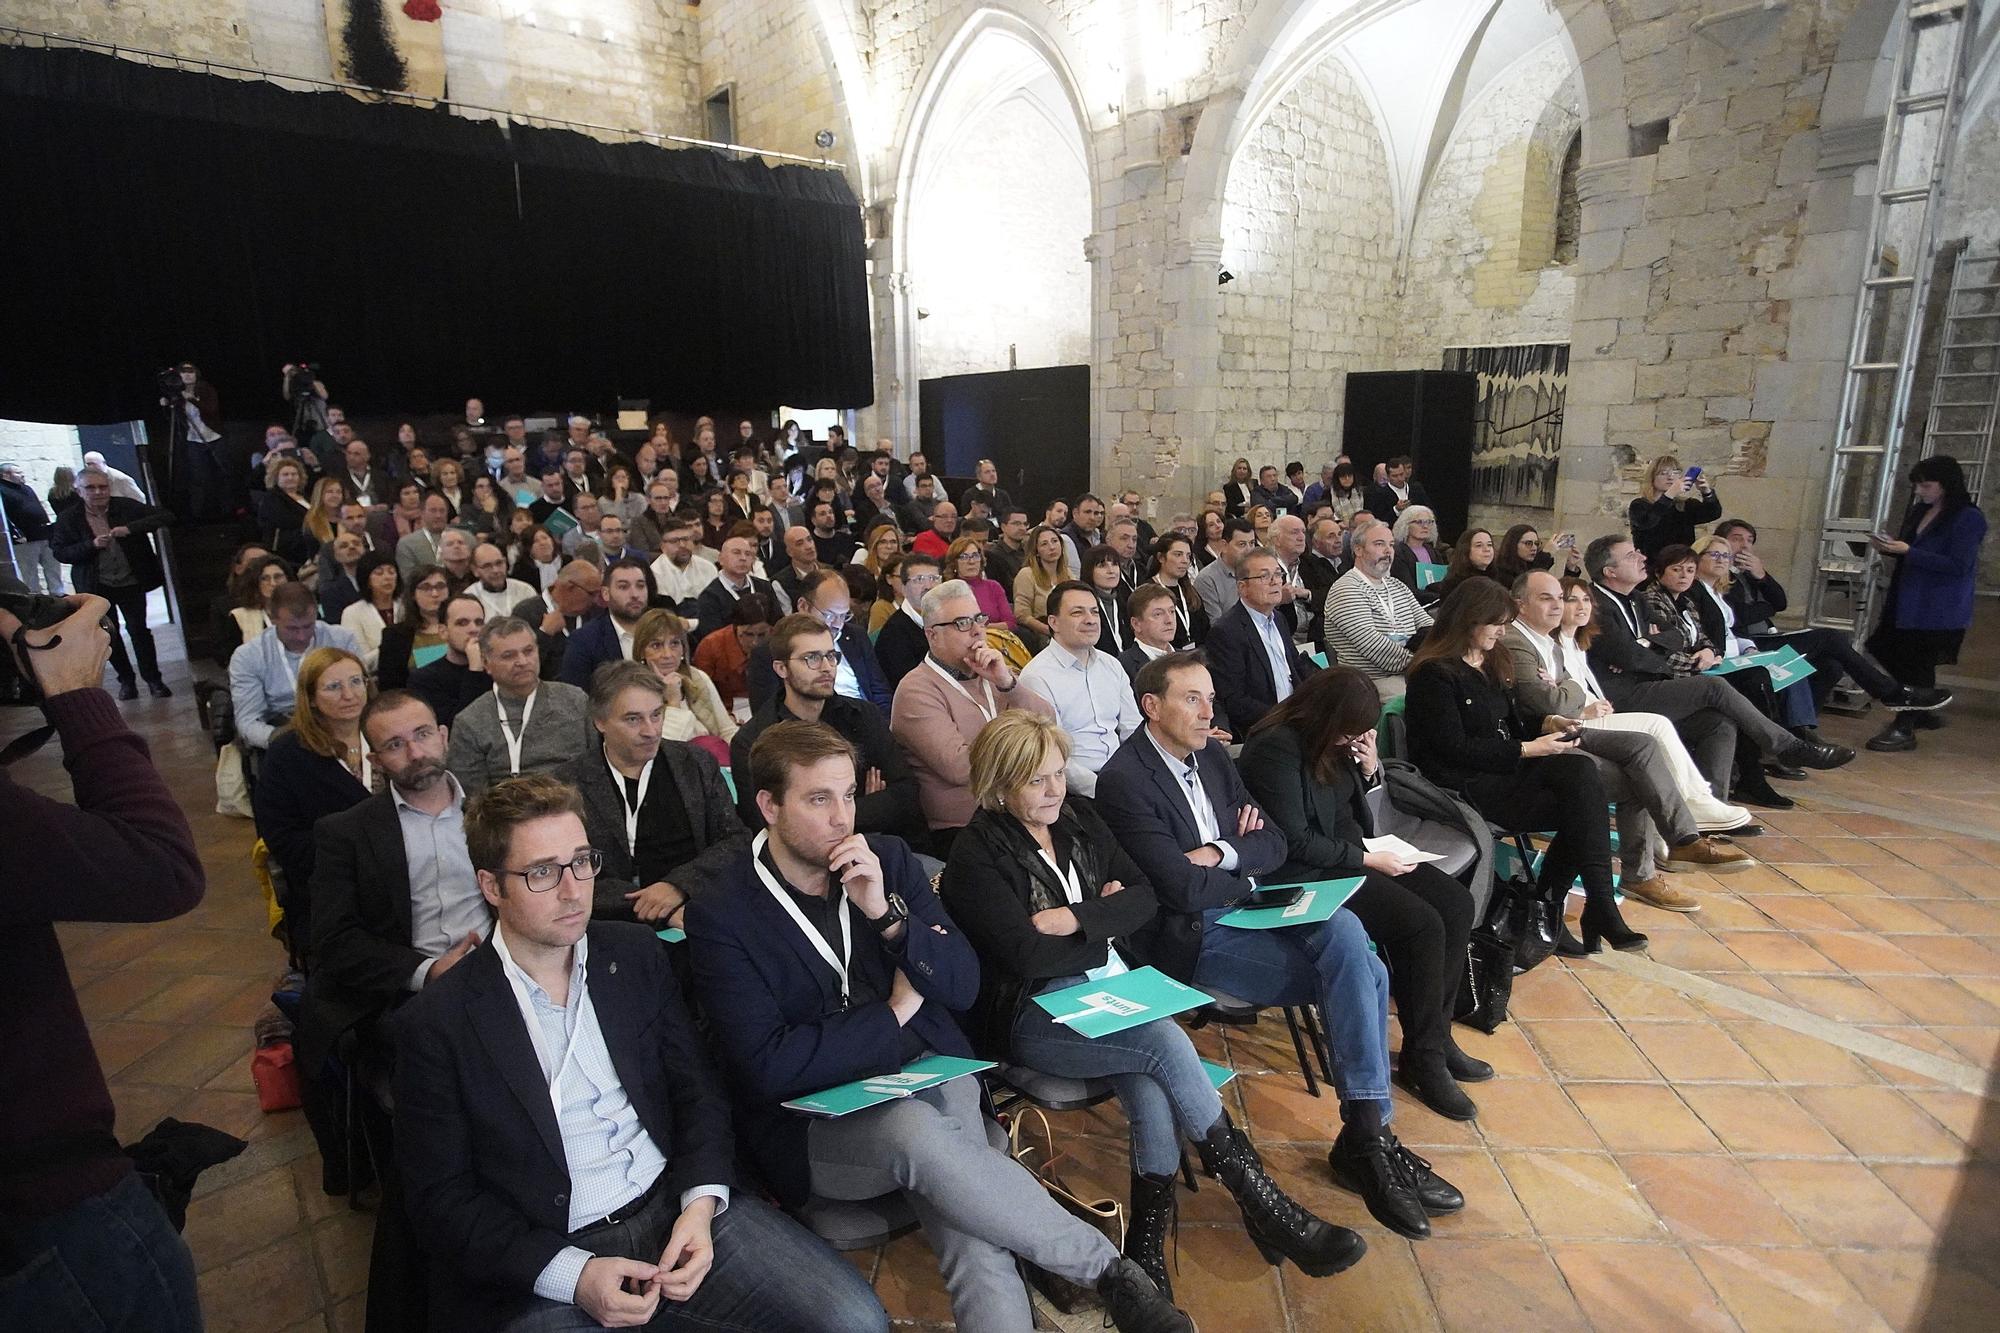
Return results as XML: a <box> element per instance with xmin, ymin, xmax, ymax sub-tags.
<box><xmin>1238</xmin><ymin>667</ymin><xmax>1485</xmax><ymax>1120</ymax></box>
<box><xmin>1404</xmin><ymin>580</ymin><xmax>1645</xmax><ymax>953</ymax></box>
<box><xmin>943</xmin><ymin>711</ymin><xmax>1359</xmax><ymax>1298</ymax></box>
<box><xmin>250</xmin><ymin>646</ymin><xmax>373</xmax><ymax>962</ymax></box>
<box><xmin>1628</xmin><ymin>453</ymin><xmax>1722</xmax><ymax>563</ymax></box>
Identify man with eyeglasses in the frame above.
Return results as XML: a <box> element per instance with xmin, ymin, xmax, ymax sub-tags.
<box><xmin>890</xmin><ymin>579</ymin><xmax>1056</xmax><ymax>852</ymax></box>
<box><xmin>554</xmin><ymin>663</ymin><xmax>748</xmax><ymax>929</ymax></box>
<box><xmin>1202</xmin><ymin>549</ymin><xmax>1314</xmax><ymax>735</ymax></box>
<box><xmin>391</xmin><ymin>769</ymin><xmax>882</xmax><ymax>1333</ymax></box>
<box><xmin>732</xmin><ymin>614</ymin><xmax>920</xmax><ymax>837</ymax></box>
<box><xmin>745</xmin><ymin>567</ymin><xmax>892</xmax><ymax>716</ymax></box>
<box><xmin>872</xmin><ymin>550</ymin><xmax>940</xmax><ymax>693</ymax></box>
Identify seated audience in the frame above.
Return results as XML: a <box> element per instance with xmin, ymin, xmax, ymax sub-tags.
<box><xmin>1388</xmin><ymin>506</ymin><xmax>1448</xmax><ymax>593</ymax></box>
<box><xmin>1121</xmin><ymin>584</ymin><xmax>1182</xmax><ymax>679</ymax></box>
<box><xmin>873</xmin><ymin>551</ymin><xmax>939</xmax><ymax>693</ymax></box>
<box><xmin>1239</xmin><ymin>667</ymin><xmax>1486</xmax><ymax>1118</ymax></box>
<box><xmin>1011</xmin><ymin>524</ymin><xmax>1069</xmax><ymax>641</ymax></box>
<box><xmin>1405</xmin><ymin>583</ymin><xmax>1647</xmax><ymax>954</ymax></box>
<box><xmin>437</xmin><ymin>529</ymin><xmax>475</xmax><ymax>592</ymax></box>
<box><xmin>377</xmin><ymin>564</ymin><xmax>451</xmax><ymax>690</ymax></box>
<box><xmin>392</xmin><ymin>771</ymin><xmax>880</xmax><ymax>1333</ymax></box>
<box><xmin>732</xmin><ymin>613</ymin><xmax>920</xmax><ymax>835</ymax></box>
<box><xmin>252</xmin><ymin>647</ymin><xmax>374</xmax><ymax>961</ymax></box>
<box><xmin>692</xmin><ymin>593</ymin><xmax>773</xmax><ymax>712</ymax></box>
<box><xmin>772</xmin><ymin>524</ymin><xmax>822</xmax><ymax>612</ymax></box>
<box><xmin>1096</xmin><ymin>653</ymin><xmax>1460</xmax><ymax>1240</ymax></box>
<box><xmin>891</xmin><ymin>579</ymin><xmax>1058</xmax><ymax>849</ymax></box>
<box><xmin>948</xmin><ymin>710</ymin><xmax>1359</xmax><ymax>1296</ymax></box>
<box><xmin>511</xmin><ymin>524</ymin><xmax>564</xmax><ymax>593</ymax></box>
<box><xmin>910</xmin><ymin>501</ymin><xmax>959</xmax><ymax>558</ymax></box>
<box><xmin>1324</xmin><ymin>521</ymin><xmax>1433</xmax><ymax>700</ymax></box>
<box><xmin>1147</xmin><ymin>532</ymin><xmax>1209</xmax><ymax>647</ymax></box>
<box><xmin>407</xmin><ymin>594</ymin><xmax>491</xmax><ymax>726</ymax></box>
<box><xmin>649</xmin><ymin>517</ymin><xmax>719</xmax><ymax>620</ymax></box>
<box><xmin>230</xmin><ymin>582</ymin><xmax>363</xmax><ymax>751</ymax></box>
<box><xmin>1203</xmin><ymin>548</ymin><xmax>1312</xmax><ymax>735</ymax></box>
<box><xmin>317</xmin><ymin>532</ymin><xmax>368</xmax><ymax>625</ymax></box>
<box><xmin>553</xmin><ymin>662</ymin><xmax>748</xmax><ymax>928</ymax></box>
<box><xmin>1018</xmin><ymin>582</ymin><xmax>1141</xmax><ymax>798</ymax></box>
<box><xmin>686</xmin><ymin>722</ymin><xmax>1188</xmax><ymax>1332</ymax></box>
<box><xmin>691</xmin><ymin>528</ymin><xmax>773</xmax><ymax>645</ymax></box>
<box><xmin>1262</xmin><ymin>514</ymin><xmax>1313</xmax><ymax>640</ymax></box>
<box><xmin>632</xmin><ymin>609</ymin><xmax>739</xmax><ymax>750</ymax></box>
<box><xmin>944</xmin><ymin>535</ymin><xmax>1017</xmax><ymax>631</ymax></box>
<box><xmin>1363</xmin><ymin>455</ymin><xmax>1430</xmax><ymax>524</ymax></box>
<box><xmin>512</xmin><ymin>559</ymin><xmax>601</xmax><ymax>681</ymax></box>
<box><xmin>215</xmin><ymin>552</ymin><xmax>293</xmax><ymax>669</ymax></box>
<box><xmin>466</xmin><ymin>542</ymin><xmax>535</xmax><ymax>620</ymax></box>
<box><xmin>444</xmin><ymin>616</ymin><xmax>591</xmax><ymax>794</ymax></box>
<box><xmin>394</xmin><ymin>492</ymin><xmax>453</xmax><ymax>577</ymax></box>
<box><xmin>806</xmin><ymin>498</ymin><xmax>858</xmax><ymax>567</ymax></box>
<box><xmin>1191</xmin><ymin>517</ymin><xmax>1256</xmax><ymax>617</ymax></box>
<box><xmin>1491</xmin><ymin>523</ymin><xmax>1583</xmax><ymax>587</ymax></box>
<box><xmin>1421</xmin><ymin>528</ymin><xmax>1497</xmax><ymax>606</ymax></box>
<box><xmin>1080</xmin><ymin>546</ymin><xmax>1131</xmax><ymax>655</ymax></box>
<box><xmin>558</xmin><ymin>558</ymin><xmax>653</xmax><ymax>690</ymax></box>
<box><xmin>745</xmin><ymin>567</ymin><xmax>892</xmax><ymax>716</ymax></box>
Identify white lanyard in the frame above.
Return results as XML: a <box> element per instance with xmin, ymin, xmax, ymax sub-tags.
<box><xmin>751</xmin><ymin>830</ymin><xmax>852</xmax><ymax>1005</ymax></box>
<box><xmin>1160</xmin><ymin>580</ymin><xmax>1191</xmax><ymax>639</ymax></box>
<box><xmin>498</xmin><ymin>944</ymin><xmax>592</xmax><ymax>1123</ymax></box>
<box><xmin>1098</xmin><ymin>594</ymin><xmax>1124</xmax><ymax>649</ymax></box>
<box><xmin>926</xmin><ymin>657</ymin><xmax>996</xmax><ymax>722</ymax></box>
<box><xmin>494</xmin><ymin>686</ymin><xmax>537</xmax><ymax>775</ymax></box>
<box><xmin>607</xmin><ymin>755</ymin><xmax>654</xmax><ymax>852</ymax></box>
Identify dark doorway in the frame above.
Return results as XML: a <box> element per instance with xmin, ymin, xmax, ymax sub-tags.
<box><xmin>919</xmin><ymin>365</ymin><xmax>1090</xmax><ymax>516</ymax></box>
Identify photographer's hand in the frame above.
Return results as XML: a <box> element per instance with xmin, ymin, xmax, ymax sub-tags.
<box><xmin>0</xmin><ymin>595</ymin><xmax>113</xmax><ymax>697</ymax></box>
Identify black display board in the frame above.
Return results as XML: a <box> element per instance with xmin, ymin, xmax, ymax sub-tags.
<box><xmin>919</xmin><ymin>365</ymin><xmax>1091</xmax><ymax>518</ymax></box>
<box><xmin>1342</xmin><ymin>369</ymin><xmax>1477</xmax><ymax>540</ymax></box>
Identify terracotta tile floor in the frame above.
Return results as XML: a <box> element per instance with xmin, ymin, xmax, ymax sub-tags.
<box><xmin>10</xmin><ymin>621</ymin><xmax>1999</xmax><ymax>1332</ymax></box>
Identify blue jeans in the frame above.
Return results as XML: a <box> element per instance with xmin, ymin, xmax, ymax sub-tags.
<box><xmin>1011</xmin><ymin>974</ymin><xmax>1226</xmax><ymax>1176</ymax></box>
<box><xmin>1192</xmin><ymin>906</ymin><xmax>1393</xmax><ymax>1114</ymax></box>
<box><xmin>0</xmin><ymin>1170</ymin><xmax>200</xmax><ymax>1332</ymax></box>
<box><xmin>502</xmin><ymin>1190</ymin><xmax>886</xmax><ymax>1332</ymax></box>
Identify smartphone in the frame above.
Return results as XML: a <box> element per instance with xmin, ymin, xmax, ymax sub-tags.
<box><xmin>1557</xmin><ymin>729</ymin><xmax>1584</xmax><ymax>743</ymax></box>
<box><xmin>1243</xmin><ymin>885</ymin><xmax>1305</xmax><ymax>910</ymax></box>
<box><xmin>1683</xmin><ymin>466</ymin><xmax>1703</xmax><ymax>481</ymax></box>
<box><xmin>1556</xmin><ymin>534</ymin><xmax>1576</xmax><ymax>549</ymax></box>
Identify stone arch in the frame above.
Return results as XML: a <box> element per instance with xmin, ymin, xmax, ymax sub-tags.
<box><xmin>873</xmin><ymin>4</ymin><xmax>1102</xmax><ymax>448</ymax></box>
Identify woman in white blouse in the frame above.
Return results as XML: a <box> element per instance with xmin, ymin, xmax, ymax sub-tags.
<box><xmin>340</xmin><ymin>552</ymin><xmax>403</xmax><ymax>671</ymax></box>
<box><xmin>631</xmin><ymin>608</ymin><xmax>739</xmax><ymax>750</ymax></box>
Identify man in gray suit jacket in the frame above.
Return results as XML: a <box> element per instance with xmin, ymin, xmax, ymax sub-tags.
<box><xmin>443</xmin><ymin>616</ymin><xmax>593</xmax><ymax>794</ymax></box>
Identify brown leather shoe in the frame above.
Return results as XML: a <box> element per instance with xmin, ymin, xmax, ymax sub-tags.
<box><xmin>1620</xmin><ymin>875</ymin><xmax>1701</xmax><ymax>913</ymax></box>
<box><xmin>1664</xmin><ymin>836</ymin><xmax>1752</xmax><ymax>875</ymax></box>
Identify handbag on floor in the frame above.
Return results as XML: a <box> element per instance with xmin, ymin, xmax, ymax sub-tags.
<box><xmin>1009</xmin><ymin>1104</ymin><xmax>1124</xmax><ymax>1313</ymax></box>
<box><xmin>1454</xmin><ymin>925</ymin><xmax>1516</xmax><ymax>1033</ymax></box>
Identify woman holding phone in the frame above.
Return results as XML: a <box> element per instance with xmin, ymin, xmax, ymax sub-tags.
<box><xmin>1629</xmin><ymin>453</ymin><xmax>1722</xmax><ymax>563</ymax></box>
<box><xmin>1238</xmin><ymin>667</ymin><xmax>1485</xmax><ymax>1120</ymax></box>
<box><xmin>1867</xmin><ymin>454</ymin><xmax>1989</xmax><ymax>751</ymax></box>
<box><xmin>942</xmin><ymin>711</ymin><xmax>1362</xmax><ymax>1299</ymax></box>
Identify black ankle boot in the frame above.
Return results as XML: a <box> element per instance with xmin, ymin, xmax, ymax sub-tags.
<box><xmin>1867</xmin><ymin>716</ymin><xmax>1918</xmax><ymax>751</ymax></box>
<box><xmin>1580</xmin><ymin>889</ymin><xmax>1647</xmax><ymax>953</ymax></box>
<box><xmin>1395</xmin><ymin>1053</ymin><xmax>1477</xmax><ymax>1121</ymax></box>
<box><xmin>1197</xmin><ymin>1116</ymin><xmax>1365</xmax><ymax>1276</ymax></box>
<box><xmin>1910</xmin><ymin>710</ymin><xmax>1945</xmax><ymax>731</ymax></box>
<box><xmin>1096</xmin><ymin>1257</ymin><xmax>1193</xmax><ymax>1333</ymax></box>
<box><xmin>1125</xmin><ymin>1172</ymin><xmax>1178</xmax><ymax>1299</ymax></box>
<box><xmin>1734</xmin><ymin>772</ymin><xmax>1795</xmax><ymax>809</ymax></box>
<box><xmin>1327</xmin><ymin>1124</ymin><xmax>1430</xmax><ymax>1238</ymax></box>
<box><xmin>1444</xmin><ymin>1038</ymin><xmax>1494</xmax><ymax>1083</ymax></box>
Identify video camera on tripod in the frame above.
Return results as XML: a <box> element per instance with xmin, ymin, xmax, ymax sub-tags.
<box><xmin>282</xmin><ymin>360</ymin><xmax>328</xmax><ymax>439</ymax></box>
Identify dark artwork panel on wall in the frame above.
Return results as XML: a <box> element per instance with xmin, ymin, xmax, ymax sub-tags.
<box><xmin>1442</xmin><ymin>343</ymin><xmax>1569</xmax><ymax>512</ymax></box>
<box><xmin>1342</xmin><ymin>370</ymin><xmax>1477</xmax><ymax>540</ymax></box>
<box><xmin>0</xmin><ymin>46</ymin><xmax>872</xmax><ymax>427</ymax></box>
<box><xmin>918</xmin><ymin>366</ymin><xmax>1090</xmax><ymax>519</ymax></box>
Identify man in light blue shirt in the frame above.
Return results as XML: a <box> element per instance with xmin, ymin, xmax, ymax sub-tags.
<box><xmin>227</xmin><ymin>582</ymin><xmax>361</xmax><ymax>749</ymax></box>
<box><xmin>1019</xmin><ymin>581</ymin><xmax>1141</xmax><ymax>797</ymax></box>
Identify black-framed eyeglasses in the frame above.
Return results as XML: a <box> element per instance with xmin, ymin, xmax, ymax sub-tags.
<box><xmin>792</xmin><ymin>648</ymin><xmax>843</xmax><ymax>668</ymax></box>
<box><xmin>1237</xmin><ymin>569</ymin><xmax>1285</xmax><ymax>584</ymax></box>
<box><xmin>502</xmin><ymin>848</ymin><xmax>604</xmax><ymax>892</ymax></box>
<box><xmin>927</xmin><ymin>613</ymin><xmax>989</xmax><ymax>633</ymax></box>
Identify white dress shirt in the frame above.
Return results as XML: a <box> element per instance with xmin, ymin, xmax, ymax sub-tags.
<box><xmin>1018</xmin><ymin>641</ymin><xmax>1140</xmax><ymax>796</ymax></box>
<box><xmin>1143</xmin><ymin>728</ymin><xmax>1239</xmax><ymax>872</ymax></box>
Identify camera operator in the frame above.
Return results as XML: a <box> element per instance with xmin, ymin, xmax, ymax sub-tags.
<box><xmin>281</xmin><ymin>362</ymin><xmax>330</xmax><ymax>443</ymax></box>
<box><xmin>159</xmin><ymin>362</ymin><xmax>224</xmax><ymax>519</ymax></box>
<box><xmin>0</xmin><ymin>585</ymin><xmax>206</xmax><ymax>1332</ymax></box>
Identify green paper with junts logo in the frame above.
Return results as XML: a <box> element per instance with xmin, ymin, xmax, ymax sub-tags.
<box><xmin>1215</xmin><ymin>878</ymin><xmax>1365</xmax><ymax>931</ymax></box>
<box><xmin>1416</xmin><ymin>562</ymin><xmax>1450</xmax><ymax>589</ymax></box>
<box><xmin>1031</xmin><ymin>967</ymin><xmax>1211</xmax><ymax>1038</ymax></box>
<box><xmin>781</xmin><ymin>1054</ymin><xmax>997</xmax><ymax>1117</ymax></box>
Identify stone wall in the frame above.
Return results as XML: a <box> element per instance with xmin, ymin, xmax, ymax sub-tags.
<box><xmin>1215</xmin><ymin>58</ymin><xmax>1397</xmax><ymax>477</ymax></box>
<box><xmin>0</xmin><ymin>419</ymin><xmax>83</xmax><ymax>512</ymax></box>
<box><xmin>697</xmin><ymin>0</ymin><xmax>850</xmax><ymax>165</ymax></box>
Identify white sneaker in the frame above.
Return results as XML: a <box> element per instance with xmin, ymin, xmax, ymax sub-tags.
<box><xmin>1690</xmin><ymin>798</ymin><xmax>1754</xmax><ymax>831</ymax></box>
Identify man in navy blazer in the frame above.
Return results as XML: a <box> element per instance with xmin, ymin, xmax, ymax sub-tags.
<box><xmin>557</xmin><ymin>557</ymin><xmax>652</xmax><ymax>690</ymax></box>
<box><xmin>686</xmin><ymin>721</ymin><xmax>1188</xmax><ymax>1333</ymax></box>
<box><xmin>742</xmin><ymin>568</ymin><xmax>893</xmax><ymax>716</ymax></box>
<box><xmin>1094</xmin><ymin>651</ymin><xmax>1459</xmax><ymax>1242</ymax></box>
<box><xmin>1202</xmin><ymin>549</ymin><xmax>1313</xmax><ymax>735</ymax></box>
<box><xmin>393</xmin><ymin>772</ymin><xmax>883</xmax><ymax>1333</ymax></box>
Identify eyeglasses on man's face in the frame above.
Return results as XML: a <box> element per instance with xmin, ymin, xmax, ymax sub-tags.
<box><xmin>504</xmin><ymin>848</ymin><xmax>604</xmax><ymax>892</ymax></box>
<box><xmin>790</xmin><ymin>648</ymin><xmax>844</xmax><ymax>669</ymax></box>
<box><xmin>1237</xmin><ymin>569</ymin><xmax>1285</xmax><ymax>584</ymax></box>
<box><xmin>927</xmin><ymin>613</ymin><xmax>989</xmax><ymax>634</ymax></box>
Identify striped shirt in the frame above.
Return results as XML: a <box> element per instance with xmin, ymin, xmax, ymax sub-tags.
<box><xmin>1324</xmin><ymin>568</ymin><xmax>1433</xmax><ymax>679</ymax></box>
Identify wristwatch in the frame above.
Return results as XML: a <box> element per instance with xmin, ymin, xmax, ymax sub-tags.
<box><xmin>869</xmin><ymin>892</ymin><xmax>910</xmax><ymax>931</ymax></box>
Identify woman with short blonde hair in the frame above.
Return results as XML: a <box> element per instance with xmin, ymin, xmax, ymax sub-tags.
<box><xmin>632</xmin><ymin>608</ymin><xmax>739</xmax><ymax>746</ymax></box>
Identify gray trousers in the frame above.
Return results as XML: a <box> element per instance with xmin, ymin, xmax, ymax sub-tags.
<box><xmin>1615</xmin><ymin>674</ymin><xmax>1797</xmax><ymax>800</ymax></box>
<box><xmin>1578</xmin><ymin>728</ymin><xmax>1698</xmax><ymax>879</ymax></box>
<box><xmin>9</xmin><ymin>540</ymin><xmax>65</xmax><ymax>595</ymax></box>
<box><xmin>808</xmin><ymin>1071</ymin><xmax>1117</xmax><ymax>1333</ymax></box>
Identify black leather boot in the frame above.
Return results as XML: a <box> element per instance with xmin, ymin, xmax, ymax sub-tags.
<box><xmin>1125</xmin><ymin>1171</ymin><xmax>1178</xmax><ymax>1299</ymax></box>
<box><xmin>1198</xmin><ymin>1116</ymin><xmax>1365</xmax><ymax>1276</ymax></box>
<box><xmin>1395</xmin><ymin>1053</ymin><xmax>1477</xmax><ymax>1121</ymax></box>
<box><xmin>1580</xmin><ymin>888</ymin><xmax>1648</xmax><ymax>953</ymax></box>
<box><xmin>1867</xmin><ymin>716</ymin><xmax>1917</xmax><ymax>752</ymax></box>
<box><xmin>1327</xmin><ymin>1124</ymin><xmax>1430</xmax><ymax>1239</ymax></box>
<box><xmin>1444</xmin><ymin>1037</ymin><xmax>1495</xmax><ymax>1083</ymax></box>
<box><xmin>1097</xmin><ymin>1258</ymin><xmax>1193</xmax><ymax>1333</ymax></box>
<box><xmin>1391</xmin><ymin>1138</ymin><xmax>1466</xmax><ymax>1216</ymax></box>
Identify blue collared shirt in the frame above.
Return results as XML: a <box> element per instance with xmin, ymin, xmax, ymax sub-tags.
<box><xmin>1245</xmin><ymin>605</ymin><xmax>1295</xmax><ymax>703</ymax></box>
<box><xmin>1018</xmin><ymin>642</ymin><xmax>1140</xmax><ymax>797</ymax></box>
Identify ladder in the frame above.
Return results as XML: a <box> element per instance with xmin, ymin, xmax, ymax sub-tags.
<box><xmin>1921</xmin><ymin>249</ymin><xmax>2000</xmax><ymax>501</ymax></box>
<box><xmin>1805</xmin><ymin>0</ymin><xmax>1980</xmax><ymax>636</ymax></box>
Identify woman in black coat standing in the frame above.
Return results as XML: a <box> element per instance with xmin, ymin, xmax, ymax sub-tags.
<box><xmin>1405</xmin><ymin>580</ymin><xmax>1645</xmax><ymax>954</ymax></box>
<box><xmin>1238</xmin><ymin>667</ymin><xmax>1486</xmax><ymax>1120</ymax></box>
<box><xmin>942</xmin><ymin>711</ymin><xmax>1359</xmax><ymax>1299</ymax></box>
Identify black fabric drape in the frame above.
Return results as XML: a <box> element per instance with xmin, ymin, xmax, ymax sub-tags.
<box><xmin>0</xmin><ymin>46</ymin><xmax>872</xmax><ymax>423</ymax></box>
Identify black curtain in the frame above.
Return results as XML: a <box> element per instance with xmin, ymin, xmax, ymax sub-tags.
<box><xmin>0</xmin><ymin>46</ymin><xmax>872</xmax><ymax>424</ymax></box>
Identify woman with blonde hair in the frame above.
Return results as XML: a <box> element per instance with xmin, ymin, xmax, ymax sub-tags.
<box><xmin>304</xmin><ymin>475</ymin><xmax>345</xmax><ymax>547</ymax></box>
<box><xmin>251</xmin><ymin>646</ymin><xmax>374</xmax><ymax>960</ymax></box>
<box><xmin>431</xmin><ymin>456</ymin><xmax>467</xmax><ymax>518</ymax></box>
<box><xmin>942</xmin><ymin>710</ymin><xmax>1360</xmax><ymax>1298</ymax></box>
<box><xmin>632</xmin><ymin>608</ymin><xmax>739</xmax><ymax>759</ymax></box>
<box><xmin>1629</xmin><ymin>453</ymin><xmax>1721</xmax><ymax>563</ymax></box>
<box><xmin>1011</xmin><ymin>523</ymin><xmax>1068</xmax><ymax>640</ymax></box>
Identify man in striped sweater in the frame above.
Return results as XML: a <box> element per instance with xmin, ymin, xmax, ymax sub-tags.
<box><xmin>1324</xmin><ymin>520</ymin><xmax>1433</xmax><ymax>701</ymax></box>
